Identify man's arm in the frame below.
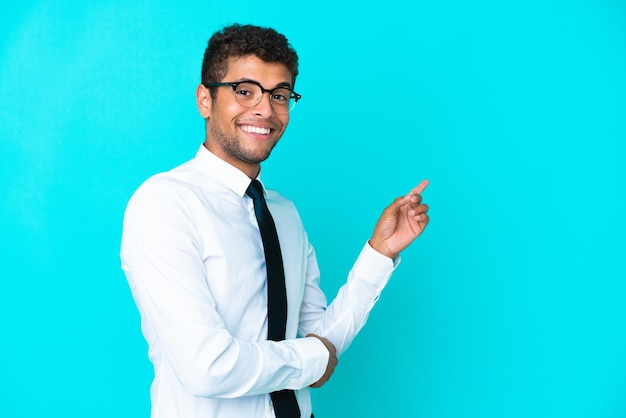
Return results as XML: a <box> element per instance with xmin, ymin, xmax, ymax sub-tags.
<box><xmin>121</xmin><ymin>180</ymin><xmax>329</xmax><ymax>398</ymax></box>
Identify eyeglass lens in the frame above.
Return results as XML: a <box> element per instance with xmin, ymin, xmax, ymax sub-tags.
<box><xmin>233</xmin><ymin>82</ymin><xmax>295</xmax><ymax>113</ymax></box>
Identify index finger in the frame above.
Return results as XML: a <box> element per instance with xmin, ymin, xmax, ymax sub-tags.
<box><xmin>406</xmin><ymin>179</ymin><xmax>429</xmax><ymax>198</ymax></box>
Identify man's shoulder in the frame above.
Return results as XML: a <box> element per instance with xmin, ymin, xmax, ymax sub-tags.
<box><xmin>126</xmin><ymin>159</ymin><xmax>216</xmax><ymax>211</ymax></box>
<box><xmin>137</xmin><ymin>158</ymin><xmax>219</xmax><ymax>193</ymax></box>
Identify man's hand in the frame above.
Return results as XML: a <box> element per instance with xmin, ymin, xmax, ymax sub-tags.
<box><xmin>307</xmin><ymin>334</ymin><xmax>338</xmax><ymax>388</ymax></box>
<box><xmin>369</xmin><ymin>180</ymin><xmax>430</xmax><ymax>259</ymax></box>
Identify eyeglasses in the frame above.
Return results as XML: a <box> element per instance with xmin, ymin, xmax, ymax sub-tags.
<box><xmin>204</xmin><ymin>80</ymin><xmax>302</xmax><ymax>114</ymax></box>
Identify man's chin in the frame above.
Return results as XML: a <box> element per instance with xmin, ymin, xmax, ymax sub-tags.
<box><xmin>238</xmin><ymin>148</ymin><xmax>274</xmax><ymax>165</ymax></box>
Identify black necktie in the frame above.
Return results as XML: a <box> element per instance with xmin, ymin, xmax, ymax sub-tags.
<box><xmin>246</xmin><ymin>180</ymin><xmax>301</xmax><ymax>418</ymax></box>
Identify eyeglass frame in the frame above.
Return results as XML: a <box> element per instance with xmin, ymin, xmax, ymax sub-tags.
<box><xmin>203</xmin><ymin>79</ymin><xmax>302</xmax><ymax>113</ymax></box>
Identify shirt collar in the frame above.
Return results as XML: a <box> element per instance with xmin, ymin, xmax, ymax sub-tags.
<box><xmin>193</xmin><ymin>144</ymin><xmax>265</xmax><ymax>198</ymax></box>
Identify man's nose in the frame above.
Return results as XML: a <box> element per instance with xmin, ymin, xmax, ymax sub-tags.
<box><xmin>252</xmin><ymin>92</ymin><xmax>274</xmax><ymax>116</ymax></box>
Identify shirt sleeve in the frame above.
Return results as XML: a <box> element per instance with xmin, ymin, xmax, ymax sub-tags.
<box><xmin>120</xmin><ymin>180</ymin><xmax>329</xmax><ymax>398</ymax></box>
<box><xmin>297</xmin><ymin>240</ymin><xmax>399</xmax><ymax>355</ymax></box>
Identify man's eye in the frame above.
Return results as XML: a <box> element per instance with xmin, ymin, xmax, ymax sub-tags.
<box><xmin>235</xmin><ymin>89</ymin><xmax>252</xmax><ymax>96</ymax></box>
<box><xmin>272</xmin><ymin>90</ymin><xmax>291</xmax><ymax>103</ymax></box>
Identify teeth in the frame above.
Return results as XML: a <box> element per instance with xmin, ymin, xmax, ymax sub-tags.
<box><xmin>241</xmin><ymin>125</ymin><xmax>271</xmax><ymax>135</ymax></box>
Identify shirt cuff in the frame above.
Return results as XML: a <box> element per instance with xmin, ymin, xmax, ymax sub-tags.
<box><xmin>350</xmin><ymin>242</ymin><xmax>400</xmax><ymax>292</ymax></box>
<box><xmin>294</xmin><ymin>336</ymin><xmax>331</xmax><ymax>386</ymax></box>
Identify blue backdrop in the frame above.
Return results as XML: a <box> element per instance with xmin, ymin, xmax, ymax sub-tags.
<box><xmin>1</xmin><ymin>1</ymin><xmax>625</xmax><ymax>417</ymax></box>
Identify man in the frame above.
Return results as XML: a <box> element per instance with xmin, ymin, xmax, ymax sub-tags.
<box><xmin>121</xmin><ymin>23</ymin><xmax>429</xmax><ymax>418</ymax></box>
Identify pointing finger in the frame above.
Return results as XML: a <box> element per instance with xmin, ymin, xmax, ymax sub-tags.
<box><xmin>404</xmin><ymin>179</ymin><xmax>429</xmax><ymax>202</ymax></box>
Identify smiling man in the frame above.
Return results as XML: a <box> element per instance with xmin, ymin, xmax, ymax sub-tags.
<box><xmin>198</xmin><ymin>54</ymin><xmax>291</xmax><ymax>178</ymax></box>
<box><xmin>121</xmin><ymin>24</ymin><xmax>430</xmax><ymax>418</ymax></box>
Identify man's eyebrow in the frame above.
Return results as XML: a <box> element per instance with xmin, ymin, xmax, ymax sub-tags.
<box><xmin>234</xmin><ymin>78</ymin><xmax>293</xmax><ymax>89</ymax></box>
<box><xmin>232</xmin><ymin>77</ymin><xmax>255</xmax><ymax>83</ymax></box>
<box><xmin>275</xmin><ymin>81</ymin><xmax>293</xmax><ymax>89</ymax></box>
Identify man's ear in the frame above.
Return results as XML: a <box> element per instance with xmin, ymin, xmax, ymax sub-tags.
<box><xmin>196</xmin><ymin>84</ymin><xmax>212</xmax><ymax>118</ymax></box>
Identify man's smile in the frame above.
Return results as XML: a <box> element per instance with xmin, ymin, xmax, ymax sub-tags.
<box><xmin>238</xmin><ymin>123</ymin><xmax>279</xmax><ymax>137</ymax></box>
<box><xmin>239</xmin><ymin>124</ymin><xmax>271</xmax><ymax>134</ymax></box>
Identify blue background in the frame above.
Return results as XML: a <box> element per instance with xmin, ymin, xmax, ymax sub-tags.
<box><xmin>1</xmin><ymin>1</ymin><xmax>625</xmax><ymax>417</ymax></box>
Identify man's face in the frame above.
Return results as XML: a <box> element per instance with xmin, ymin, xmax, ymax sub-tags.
<box><xmin>198</xmin><ymin>55</ymin><xmax>293</xmax><ymax>177</ymax></box>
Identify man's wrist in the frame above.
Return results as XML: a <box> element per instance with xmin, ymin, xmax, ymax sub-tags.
<box><xmin>368</xmin><ymin>239</ymin><xmax>398</xmax><ymax>259</ymax></box>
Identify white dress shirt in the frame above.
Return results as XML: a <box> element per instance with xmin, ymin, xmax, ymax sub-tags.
<box><xmin>120</xmin><ymin>145</ymin><xmax>398</xmax><ymax>418</ymax></box>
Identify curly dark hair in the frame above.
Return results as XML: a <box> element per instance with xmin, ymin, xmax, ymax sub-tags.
<box><xmin>201</xmin><ymin>24</ymin><xmax>299</xmax><ymax>96</ymax></box>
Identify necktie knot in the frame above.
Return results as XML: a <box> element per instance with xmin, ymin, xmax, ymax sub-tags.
<box><xmin>246</xmin><ymin>179</ymin><xmax>265</xmax><ymax>202</ymax></box>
